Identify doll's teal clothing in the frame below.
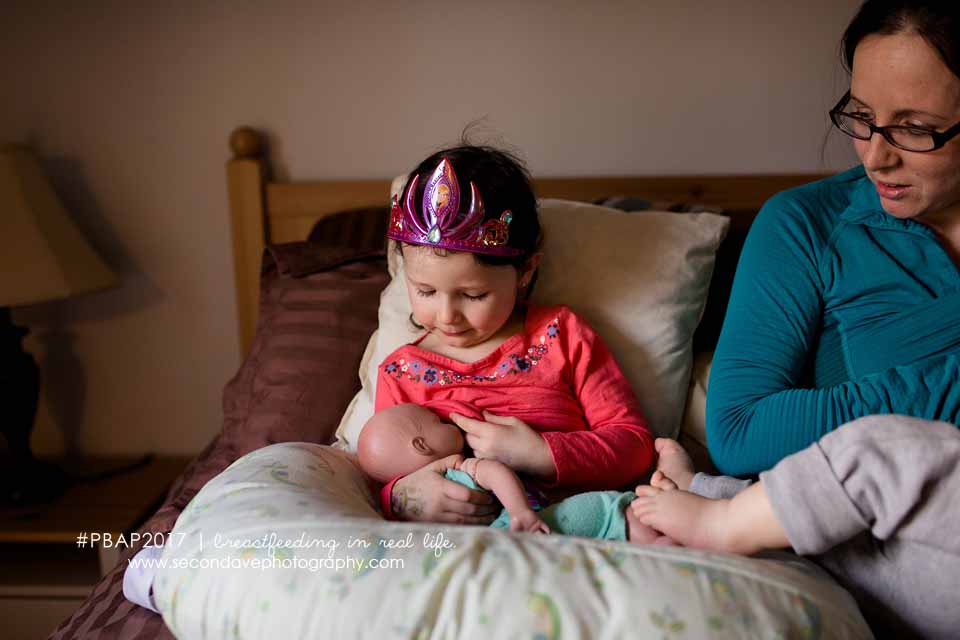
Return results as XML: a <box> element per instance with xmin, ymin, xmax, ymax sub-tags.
<box><xmin>444</xmin><ymin>468</ymin><xmax>635</xmax><ymax>540</ymax></box>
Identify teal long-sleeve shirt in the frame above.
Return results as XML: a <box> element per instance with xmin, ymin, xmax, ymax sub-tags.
<box><xmin>706</xmin><ymin>165</ymin><xmax>960</xmax><ymax>476</ymax></box>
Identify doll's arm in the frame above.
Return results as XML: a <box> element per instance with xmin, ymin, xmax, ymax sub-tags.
<box><xmin>428</xmin><ymin>453</ymin><xmax>467</xmax><ymax>475</ymax></box>
<box><xmin>458</xmin><ymin>458</ymin><xmax>550</xmax><ymax>533</ymax></box>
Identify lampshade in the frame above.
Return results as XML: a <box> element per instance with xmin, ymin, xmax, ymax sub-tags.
<box><xmin>0</xmin><ymin>145</ymin><xmax>118</xmax><ymax>308</ymax></box>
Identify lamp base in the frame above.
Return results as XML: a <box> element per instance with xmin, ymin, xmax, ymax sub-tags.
<box><xmin>1</xmin><ymin>306</ymin><xmax>69</xmax><ymax>506</ymax></box>
<box><xmin>0</xmin><ymin>454</ymin><xmax>69</xmax><ymax>506</ymax></box>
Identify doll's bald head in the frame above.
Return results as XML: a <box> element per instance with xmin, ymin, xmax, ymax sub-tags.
<box><xmin>357</xmin><ymin>404</ymin><xmax>465</xmax><ymax>483</ymax></box>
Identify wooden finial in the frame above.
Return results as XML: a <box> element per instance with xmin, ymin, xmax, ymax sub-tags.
<box><xmin>229</xmin><ymin>127</ymin><xmax>263</xmax><ymax>159</ymax></box>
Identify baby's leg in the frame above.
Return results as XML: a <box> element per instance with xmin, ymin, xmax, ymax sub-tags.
<box><xmin>652</xmin><ymin>438</ymin><xmax>695</xmax><ymax>491</ymax></box>
<box><xmin>650</xmin><ymin>470</ymin><xmax>678</xmax><ymax>491</ymax></box>
<box><xmin>765</xmin><ymin>415</ymin><xmax>960</xmax><ymax>639</ymax></box>
<box><xmin>630</xmin><ymin>482</ymin><xmax>789</xmax><ymax>555</ymax></box>
<box><xmin>656</xmin><ymin>437</ymin><xmax>753</xmax><ymax>500</ymax></box>
<box><xmin>625</xmin><ymin>505</ymin><xmax>675</xmax><ymax>545</ymax></box>
<box><xmin>624</xmin><ymin>448</ymin><xmax>683</xmax><ymax>544</ymax></box>
<box><xmin>626</xmin><ymin>472</ymin><xmax>676</xmax><ymax>544</ymax></box>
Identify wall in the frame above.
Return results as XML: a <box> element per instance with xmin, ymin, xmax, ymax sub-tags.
<box><xmin>0</xmin><ymin>0</ymin><xmax>862</xmax><ymax>456</ymax></box>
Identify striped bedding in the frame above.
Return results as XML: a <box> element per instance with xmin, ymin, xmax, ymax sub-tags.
<box><xmin>49</xmin><ymin>244</ymin><xmax>389</xmax><ymax>640</ymax></box>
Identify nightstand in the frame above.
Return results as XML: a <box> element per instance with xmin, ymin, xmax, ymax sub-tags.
<box><xmin>0</xmin><ymin>455</ymin><xmax>191</xmax><ymax>640</ymax></box>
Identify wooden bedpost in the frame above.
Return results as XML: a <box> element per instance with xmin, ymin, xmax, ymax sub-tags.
<box><xmin>226</xmin><ymin>126</ymin><xmax>267</xmax><ymax>358</ymax></box>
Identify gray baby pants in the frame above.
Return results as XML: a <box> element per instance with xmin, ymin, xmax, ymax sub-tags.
<box><xmin>691</xmin><ymin>414</ymin><xmax>960</xmax><ymax>640</ymax></box>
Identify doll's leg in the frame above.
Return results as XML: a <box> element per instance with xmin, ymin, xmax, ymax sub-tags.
<box><xmin>536</xmin><ymin>491</ymin><xmax>634</xmax><ymax>540</ymax></box>
<box><xmin>529</xmin><ymin>491</ymin><xmax>672</xmax><ymax>544</ymax></box>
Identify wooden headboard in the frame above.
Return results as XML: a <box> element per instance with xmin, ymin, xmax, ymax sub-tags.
<box><xmin>226</xmin><ymin>126</ymin><xmax>827</xmax><ymax>357</ymax></box>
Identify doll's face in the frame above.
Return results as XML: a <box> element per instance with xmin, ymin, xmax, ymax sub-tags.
<box><xmin>357</xmin><ymin>404</ymin><xmax>464</xmax><ymax>483</ymax></box>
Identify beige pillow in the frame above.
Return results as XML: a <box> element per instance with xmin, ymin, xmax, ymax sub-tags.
<box><xmin>334</xmin><ymin>198</ymin><xmax>729</xmax><ymax>449</ymax></box>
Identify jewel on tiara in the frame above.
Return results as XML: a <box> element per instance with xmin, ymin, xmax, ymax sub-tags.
<box><xmin>387</xmin><ymin>158</ymin><xmax>521</xmax><ymax>257</ymax></box>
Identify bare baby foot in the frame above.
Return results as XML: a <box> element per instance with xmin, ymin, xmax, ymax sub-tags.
<box><xmin>625</xmin><ymin>504</ymin><xmax>676</xmax><ymax>545</ymax></box>
<box><xmin>654</xmin><ymin>438</ymin><xmax>695</xmax><ymax>491</ymax></box>
<box><xmin>631</xmin><ymin>485</ymin><xmax>738</xmax><ymax>554</ymax></box>
<box><xmin>650</xmin><ymin>469</ymin><xmax>679</xmax><ymax>491</ymax></box>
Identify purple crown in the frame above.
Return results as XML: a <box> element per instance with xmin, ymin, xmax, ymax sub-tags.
<box><xmin>387</xmin><ymin>158</ymin><xmax>521</xmax><ymax>257</ymax></box>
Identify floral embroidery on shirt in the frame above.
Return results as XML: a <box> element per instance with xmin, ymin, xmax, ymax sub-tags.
<box><xmin>383</xmin><ymin>317</ymin><xmax>560</xmax><ymax>386</ymax></box>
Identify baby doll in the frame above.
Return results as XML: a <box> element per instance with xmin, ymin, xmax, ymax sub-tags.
<box><xmin>358</xmin><ymin>403</ymin><xmax>670</xmax><ymax>543</ymax></box>
<box><xmin>358</xmin><ymin>403</ymin><xmax>549</xmax><ymax>533</ymax></box>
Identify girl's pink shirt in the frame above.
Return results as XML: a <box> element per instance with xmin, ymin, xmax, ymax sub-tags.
<box><xmin>374</xmin><ymin>304</ymin><xmax>654</xmax><ymax>513</ymax></box>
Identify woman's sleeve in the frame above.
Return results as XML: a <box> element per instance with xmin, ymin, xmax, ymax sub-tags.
<box><xmin>707</xmin><ymin>192</ymin><xmax>960</xmax><ymax>476</ymax></box>
<box><xmin>540</xmin><ymin>311</ymin><xmax>655</xmax><ymax>490</ymax></box>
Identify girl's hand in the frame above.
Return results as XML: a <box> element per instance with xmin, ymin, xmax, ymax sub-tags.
<box><xmin>450</xmin><ymin>411</ymin><xmax>556</xmax><ymax>479</ymax></box>
<box><xmin>391</xmin><ymin>462</ymin><xmax>499</xmax><ymax>524</ymax></box>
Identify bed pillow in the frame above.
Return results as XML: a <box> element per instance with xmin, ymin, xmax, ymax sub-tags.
<box><xmin>155</xmin><ymin>441</ymin><xmax>873</xmax><ymax>640</ymax></box>
<box><xmin>221</xmin><ymin>243</ymin><xmax>389</xmax><ymax>456</ymax></box>
<box><xmin>333</xmin><ymin>199</ymin><xmax>728</xmax><ymax>448</ymax></box>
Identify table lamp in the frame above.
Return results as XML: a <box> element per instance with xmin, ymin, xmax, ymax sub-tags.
<box><xmin>0</xmin><ymin>144</ymin><xmax>119</xmax><ymax>506</ymax></box>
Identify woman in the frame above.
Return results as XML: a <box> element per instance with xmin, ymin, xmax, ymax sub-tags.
<box><xmin>633</xmin><ymin>1</ymin><xmax>960</xmax><ymax>638</ymax></box>
<box><xmin>706</xmin><ymin>0</ymin><xmax>960</xmax><ymax>477</ymax></box>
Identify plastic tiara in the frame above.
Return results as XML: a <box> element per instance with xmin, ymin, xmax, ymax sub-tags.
<box><xmin>387</xmin><ymin>158</ymin><xmax>521</xmax><ymax>257</ymax></box>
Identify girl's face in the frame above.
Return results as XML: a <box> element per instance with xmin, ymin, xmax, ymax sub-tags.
<box><xmin>403</xmin><ymin>247</ymin><xmax>533</xmax><ymax>349</ymax></box>
<box><xmin>850</xmin><ymin>33</ymin><xmax>960</xmax><ymax>220</ymax></box>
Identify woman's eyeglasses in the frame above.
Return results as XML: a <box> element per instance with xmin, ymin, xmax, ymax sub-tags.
<box><xmin>829</xmin><ymin>91</ymin><xmax>960</xmax><ymax>152</ymax></box>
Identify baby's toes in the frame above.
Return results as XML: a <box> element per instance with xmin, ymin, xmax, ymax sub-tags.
<box><xmin>654</xmin><ymin>437</ymin><xmax>683</xmax><ymax>455</ymax></box>
<box><xmin>651</xmin><ymin>471</ymin><xmax>679</xmax><ymax>491</ymax></box>
<box><xmin>634</xmin><ymin>485</ymin><xmax>662</xmax><ymax>498</ymax></box>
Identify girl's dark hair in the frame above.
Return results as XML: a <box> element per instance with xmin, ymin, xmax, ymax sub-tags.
<box><xmin>842</xmin><ymin>0</ymin><xmax>960</xmax><ymax>79</ymax></box>
<box><xmin>397</xmin><ymin>143</ymin><xmax>541</xmax><ymax>269</ymax></box>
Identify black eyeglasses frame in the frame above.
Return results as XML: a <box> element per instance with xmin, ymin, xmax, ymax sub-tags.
<box><xmin>829</xmin><ymin>91</ymin><xmax>960</xmax><ymax>152</ymax></box>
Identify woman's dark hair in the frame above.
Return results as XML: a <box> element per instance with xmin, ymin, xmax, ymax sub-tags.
<box><xmin>842</xmin><ymin>0</ymin><xmax>960</xmax><ymax>79</ymax></box>
<box><xmin>396</xmin><ymin>143</ymin><xmax>541</xmax><ymax>270</ymax></box>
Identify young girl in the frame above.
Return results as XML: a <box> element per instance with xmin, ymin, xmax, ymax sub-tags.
<box><xmin>372</xmin><ymin>144</ymin><xmax>655</xmax><ymax>526</ymax></box>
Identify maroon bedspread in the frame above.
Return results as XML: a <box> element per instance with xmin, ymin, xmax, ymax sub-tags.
<box><xmin>50</xmin><ymin>244</ymin><xmax>389</xmax><ymax>639</ymax></box>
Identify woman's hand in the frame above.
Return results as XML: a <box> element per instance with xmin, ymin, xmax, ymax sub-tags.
<box><xmin>450</xmin><ymin>411</ymin><xmax>556</xmax><ymax>480</ymax></box>
<box><xmin>391</xmin><ymin>460</ymin><xmax>499</xmax><ymax>524</ymax></box>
